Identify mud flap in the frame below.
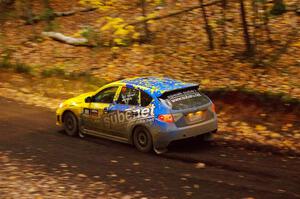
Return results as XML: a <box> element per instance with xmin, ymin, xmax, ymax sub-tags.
<box><xmin>153</xmin><ymin>146</ymin><xmax>168</xmax><ymax>154</ymax></box>
<box><xmin>78</xmin><ymin>115</ymin><xmax>85</xmax><ymax>138</ymax></box>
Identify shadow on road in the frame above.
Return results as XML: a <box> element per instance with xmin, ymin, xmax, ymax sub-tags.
<box><xmin>167</xmin><ymin>137</ymin><xmax>215</xmax><ymax>153</ymax></box>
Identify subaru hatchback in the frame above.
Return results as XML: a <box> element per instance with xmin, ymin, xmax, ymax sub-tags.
<box><xmin>56</xmin><ymin>77</ymin><xmax>218</xmax><ymax>153</ymax></box>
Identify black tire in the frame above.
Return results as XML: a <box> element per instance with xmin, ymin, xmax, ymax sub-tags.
<box><xmin>133</xmin><ymin>126</ymin><xmax>153</xmax><ymax>153</ymax></box>
<box><xmin>63</xmin><ymin>112</ymin><xmax>78</xmax><ymax>136</ymax></box>
<box><xmin>202</xmin><ymin>132</ymin><xmax>214</xmax><ymax>142</ymax></box>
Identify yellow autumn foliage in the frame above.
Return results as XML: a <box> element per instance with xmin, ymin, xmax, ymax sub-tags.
<box><xmin>79</xmin><ymin>0</ymin><xmax>115</xmax><ymax>10</ymax></box>
<box><xmin>100</xmin><ymin>17</ymin><xmax>138</xmax><ymax>46</ymax></box>
<box><xmin>255</xmin><ymin>125</ymin><xmax>267</xmax><ymax>131</ymax></box>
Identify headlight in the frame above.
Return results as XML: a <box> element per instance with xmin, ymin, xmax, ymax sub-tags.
<box><xmin>59</xmin><ymin>103</ymin><xmax>64</xmax><ymax>108</ymax></box>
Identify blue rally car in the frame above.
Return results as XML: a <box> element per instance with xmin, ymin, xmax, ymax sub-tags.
<box><xmin>56</xmin><ymin>77</ymin><xmax>218</xmax><ymax>153</ymax></box>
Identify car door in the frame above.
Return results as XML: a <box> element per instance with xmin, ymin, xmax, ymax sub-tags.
<box><xmin>110</xmin><ymin>86</ymin><xmax>155</xmax><ymax>140</ymax></box>
<box><xmin>80</xmin><ymin>86</ymin><xmax>120</xmax><ymax>135</ymax></box>
<box><xmin>108</xmin><ymin>86</ymin><xmax>140</xmax><ymax>137</ymax></box>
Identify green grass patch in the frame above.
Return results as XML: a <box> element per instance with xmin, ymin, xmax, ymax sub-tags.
<box><xmin>40</xmin><ymin>68</ymin><xmax>107</xmax><ymax>88</ymax></box>
<box><xmin>67</xmin><ymin>71</ymin><xmax>107</xmax><ymax>87</ymax></box>
<box><xmin>0</xmin><ymin>49</ymin><xmax>13</xmax><ymax>69</ymax></box>
<box><xmin>202</xmin><ymin>87</ymin><xmax>300</xmax><ymax>109</ymax></box>
<box><xmin>0</xmin><ymin>60</ymin><xmax>13</xmax><ymax>69</ymax></box>
<box><xmin>13</xmin><ymin>62</ymin><xmax>32</xmax><ymax>74</ymax></box>
<box><xmin>41</xmin><ymin>67</ymin><xmax>66</xmax><ymax>77</ymax></box>
<box><xmin>0</xmin><ymin>55</ymin><xmax>32</xmax><ymax>74</ymax></box>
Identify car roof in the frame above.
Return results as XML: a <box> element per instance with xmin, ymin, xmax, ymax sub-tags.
<box><xmin>118</xmin><ymin>77</ymin><xmax>198</xmax><ymax>97</ymax></box>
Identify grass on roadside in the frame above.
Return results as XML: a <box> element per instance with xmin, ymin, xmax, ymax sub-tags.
<box><xmin>203</xmin><ymin>87</ymin><xmax>300</xmax><ymax>114</ymax></box>
<box><xmin>0</xmin><ymin>56</ymin><xmax>106</xmax><ymax>87</ymax></box>
<box><xmin>1</xmin><ymin>50</ymin><xmax>32</xmax><ymax>74</ymax></box>
<box><xmin>0</xmin><ymin>60</ymin><xmax>32</xmax><ymax>75</ymax></box>
<box><xmin>14</xmin><ymin>62</ymin><xmax>32</xmax><ymax>74</ymax></box>
<box><xmin>41</xmin><ymin>67</ymin><xmax>66</xmax><ymax>77</ymax></box>
<box><xmin>1</xmin><ymin>57</ymin><xmax>300</xmax><ymax>109</ymax></box>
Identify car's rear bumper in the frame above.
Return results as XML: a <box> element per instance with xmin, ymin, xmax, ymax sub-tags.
<box><xmin>152</xmin><ymin>117</ymin><xmax>218</xmax><ymax>150</ymax></box>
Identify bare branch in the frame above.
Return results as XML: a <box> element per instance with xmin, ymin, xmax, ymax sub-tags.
<box><xmin>129</xmin><ymin>0</ymin><xmax>221</xmax><ymax>26</ymax></box>
<box><xmin>25</xmin><ymin>7</ymin><xmax>97</xmax><ymax>25</ymax></box>
<box><xmin>54</xmin><ymin>7</ymin><xmax>97</xmax><ymax>17</ymax></box>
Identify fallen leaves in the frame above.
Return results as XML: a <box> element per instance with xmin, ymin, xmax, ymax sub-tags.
<box><xmin>132</xmin><ymin>162</ymin><xmax>140</xmax><ymax>166</ymax></box>
<box><xmin>77</xmin><ymin>173</ymin><xmax>87</xmax><ymax>178</ymax></box>
<box><xmin>195</xmin><ymin>162</ymin><xmax>206</xmax><ymax>169</ymax></box>
<box><xmin>0</xmin><ymin>152</ymin><xmax>126</xmax><ymax>198</ymax></box>
<box><xmin>217</xmin><ymin>119</ymin><xmax>300</xmax><ymax>152</ymax></box>
<box><xmin>201</xmin><ymin>79</ymin><xmax>210</xmax><ymax>85</ymax></box>
<box><xmin>255</xmin><ymin>125</ymin><xmax>267</xmax><ymax>131</ymax></box>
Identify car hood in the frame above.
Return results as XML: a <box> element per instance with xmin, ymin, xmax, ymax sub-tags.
<box><xmin>64</xmin><ymin>91</ymin><xmax>94</xmax><ymax>106</ymax></box>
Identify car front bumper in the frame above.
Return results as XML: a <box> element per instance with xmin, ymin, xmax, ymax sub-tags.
<box><xmin>56</xmin><ymin>114</ymin><xmax>62</xmax><ymax>126</ymax></box>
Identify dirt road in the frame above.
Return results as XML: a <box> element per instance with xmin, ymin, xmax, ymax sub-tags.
<box><xmin>0</xmin><ymin>97</ymin><xmax>299</xmax><ymax>199</ymax></box>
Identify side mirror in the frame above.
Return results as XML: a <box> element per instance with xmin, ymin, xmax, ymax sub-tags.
<box><xmin>85</xmin><ymin>96</ymin><xmax>93</xmax><ymax>103</ymax></box>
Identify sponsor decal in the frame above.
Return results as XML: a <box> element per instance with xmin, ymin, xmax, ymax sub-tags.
<box><xmin>81</xmin><ymin>105</ymin><xmax>155</xmax><ymax>129</ymax></box>
<box><xmin>119</xmin><ymin>92</ymin><xmax>137</xmax><ymax>104</ymax></box>
<box><xmin>103</xmin><ymin>106</ymin><xmax>154</xmax><ymax>127</ymax></box>
<box><xmin>83</xmin><ymin>108</ymin><xmax>90</xmax><ymax>115</ymax></box>
<box><xmin>90</xmin><ymin>109</ymin><xmax>98</xmax><ymax>116</ymax></box>
<box><xmin>83</xmin><ymin>108</ymin><xmax>99</xmax><ymax>117</ymax></box>
<box><xmin>167</xmin><ymin>90</ymin><xmax>201</xmax><ymax>103</ymax></box>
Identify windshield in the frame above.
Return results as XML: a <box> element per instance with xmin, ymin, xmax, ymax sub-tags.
<box><xmin>159</xmin><ymin>88</ymin><xmax>210</xmax><ymax>110</ymax></box>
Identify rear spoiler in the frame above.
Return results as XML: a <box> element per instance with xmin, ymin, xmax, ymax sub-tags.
<box><xmin>158</xmin><ymin>85</ymin><xmax>200</xmax><ymax>98</ymax></box>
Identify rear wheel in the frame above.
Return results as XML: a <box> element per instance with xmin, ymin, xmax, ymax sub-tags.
<box><xmin>63</xmin><ymin>112</ymin><xmax>78</xmax><ymax>136</ymax></box>
<box><xmin>133</xmin><ymin>126</ymin><xmax>153</xmax><ymax>153</ymax></box>
<box><xmin>201</xmin><ymin>132</ymin><xmax>214</xmax><ymax>142</ymax></box>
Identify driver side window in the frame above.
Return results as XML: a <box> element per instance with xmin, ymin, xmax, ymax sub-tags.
<box><xmin>93</xmin><ymin>87</ymin><xmax>118</xmax><ymax>103</ymax></box>
<box><xmin>117</xmin><ymin>86</ymin><xmax>139</xmax><ymax>106</ymax></box>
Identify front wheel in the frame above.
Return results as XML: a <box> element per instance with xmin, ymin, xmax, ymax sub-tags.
<box><xmin>133</xmin><ymin>127</ymin><xmax>153</xmax><ymax>153</ymax></box>
<box><xmin>63</xmin><ymin>112</ymin><xmax>78</xmax><ymax>136</ymax></box>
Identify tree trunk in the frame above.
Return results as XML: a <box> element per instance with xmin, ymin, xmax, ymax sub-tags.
<box><xmin>251</xmin><ymin>0</ymin><xmax>258</xmax><ymax>48</ymax></box>
<box><xmin>262</xmin><ymin>1</ymin><xmax>272</xmax><ymax>43</ymax></box>
<box><xmin>19</xmin><ymin>0</ymin><xmax>34</xmax><ymax>24</ymax></box>
<box><xmin>199</xmin><ymin>0</ymin><xmax>214</xmax><ymax>50</ymax></box>
<box><xmin>239</xmin><ymin>0</ymin><xmax>254</xmax><ymax>56</ymax></box>
<box><xmin>140</xmin><ymin>0</ymin><xmax>150</xmax><ymax>41</ymax></box>
<box><xmin>1</xmin><ymin>0</ymin><xmax>15</xmax><ymax>6</ymax></box>
<box><xmin>221</xmin><ymin>0</ymin><xmax>227</xmax><ymax>47</ymax></box>
<box><xmin>0</xmin><ymin>0</ymin><xmax>14</xmax><ymax>22</ymax></box>
<box><xmin>129</xmin><ymin>1</ymin><xmax>221</xmax><ymax>26</ymax></box>
<box><xmin>42</xmin><ymin>0</ymin><xmax>55</xmax><ymax>31</ymax></box>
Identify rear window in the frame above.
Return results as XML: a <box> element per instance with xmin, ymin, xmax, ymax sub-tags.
<box><xmin>159</xmin><ymin>88</ymin><xmax>210</xmax><ymax>110</ymax></box>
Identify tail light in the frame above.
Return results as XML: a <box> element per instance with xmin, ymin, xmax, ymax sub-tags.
<box><xmin>211</xmin><ymin>103</ymin><xmax>216</xmax><ymax>113</ymax></box>
<box><xmin>158</xmin><ymin>114</ymin><xmax>174</xmax><ymax>123</ymax></box>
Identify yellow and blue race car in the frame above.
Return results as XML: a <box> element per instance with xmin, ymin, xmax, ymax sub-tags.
<box><xmin>56</xmin><ymin>77</ymin><xmax>217</xmax><ymax>153</ymax></box>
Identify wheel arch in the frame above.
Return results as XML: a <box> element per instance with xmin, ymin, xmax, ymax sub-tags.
<box><xmin>129</xmin><ymin>124</ymin><xmax>151</xmax><ymax>145</ymax></box>
<box><xmin>61</xmin><ymin>110</ymin><xmax>78</xmax><ymax>123</ymax></box>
